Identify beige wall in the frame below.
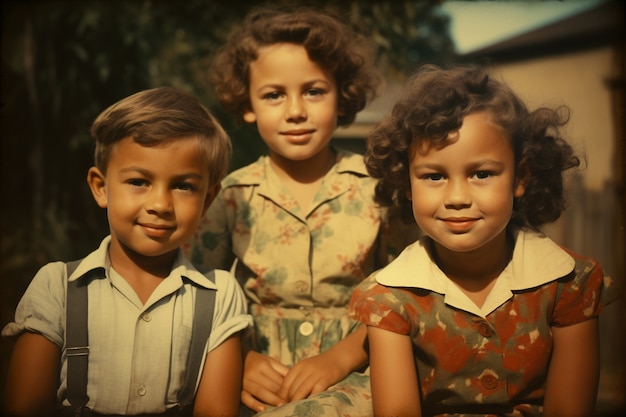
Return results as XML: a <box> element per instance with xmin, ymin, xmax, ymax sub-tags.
<box><xmin>498</xmin><ymin>46</ymin><xmax>623</xmax><ymax>414</ymax></box>
<box><xmin>496</xmin><ymin>46</ymin><xmax>617</xmax><ymax>192</ymax></box>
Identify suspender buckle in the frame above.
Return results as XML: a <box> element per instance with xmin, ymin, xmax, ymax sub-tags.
<box><xmin>71</xmin><ymin>405</ymin><xmax>91</xmax><ymax>417</ymax></box>
<box><xmin>66</xmin><ymin>346</ymin><xmax>90</xmax><ymax>357</ymax></box>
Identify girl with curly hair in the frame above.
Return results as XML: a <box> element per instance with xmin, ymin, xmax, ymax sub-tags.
<box><xmin>187</xmin><ymin>5</ymin><xmax>415</xmax><ymax>416</ymax></box>
<box><xmin>350</xmin><ymin>64</ymin><xmax>616</xmax><ymax>417</ymax></box>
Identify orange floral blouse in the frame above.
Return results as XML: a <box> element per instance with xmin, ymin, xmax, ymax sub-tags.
<box><xmin>350</xmin><ymin>230</ymin><xmax>617</xmax><ymax>417</ymax></box>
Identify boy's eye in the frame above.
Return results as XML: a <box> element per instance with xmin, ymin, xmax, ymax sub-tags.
<box><xmin>127</xmin><ymin>178</ymin><xmax>148</xmax><ymax>187</ymax></box>
<box><xmin>174</xmin><ymin>182</ymin><xmax>197</xmax><ymax>192</ymax></box>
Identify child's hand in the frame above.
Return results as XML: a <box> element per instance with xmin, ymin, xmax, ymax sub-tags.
<box><xmin>278</xmin><ymin>352</ymin><xmax>348</xmax><ymax>402</ymax></box>
<box><xmin>241</xmin><ymin>350</ymin><xmax>290</xmax><ymax>412</ymax></box>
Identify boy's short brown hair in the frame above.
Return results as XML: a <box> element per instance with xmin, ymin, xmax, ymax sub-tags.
<box><xmin>90</xmin><ymin>87</ymin><xmax>231</xmax><ymax>185</ymax></box>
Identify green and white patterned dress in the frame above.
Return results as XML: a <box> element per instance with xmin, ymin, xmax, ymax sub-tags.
<box><xmin>187</xmin><ymin>149</ymin><xmax>416</xmax><ymax>416</ymax></box>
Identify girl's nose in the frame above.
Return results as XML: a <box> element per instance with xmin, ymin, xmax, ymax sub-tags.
<box><xmin>286</xmin><ymin>96</ymin><xmax>306</xmax><ymax>122</ymax></box>
<box><xmin>444</xmin><ymin>179</ymin><xmax>472</xmax><ymax>208</ymax></box>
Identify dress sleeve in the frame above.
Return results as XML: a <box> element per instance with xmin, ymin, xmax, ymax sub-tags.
<box><xmin>349</xmin><ymin>273</ymin><xmax>412</xmax><ymax>335</ymax></box>
<box><xmin>1</xmin><ymin>261</ymin><xmax>66</xmax><ymax>347</ymax></box>
<box><xmin>188</xmin><ymin>189</ymin><xmax>236</xmax><ymax>272</ymax></box>
<box><xmin>552</xmin><ymin>253</ymin><xmax>616</xmax><ymax>327</ymax></box>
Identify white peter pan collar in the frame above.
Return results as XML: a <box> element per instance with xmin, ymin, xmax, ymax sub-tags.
<box><xmin>376</xmin><ymin>229</ymin><xmax>575</xmax><ymax>317</ymax></box>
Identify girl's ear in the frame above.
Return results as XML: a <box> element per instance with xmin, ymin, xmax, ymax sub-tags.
<box><xmin>405</xmin><ymin>188</ymin><xmax>413</xmax><ymax>201</ymax></box>
<box><xmin>243</xmin><ymin>109</ymin><xmax>257</xmax><ymax>124</ymax></box>
<box><xmin>514</xmin><ymin>158</ymin><xmax>530</xmax><ymax>198</ymax></box>
<box><xmin>87</xmin><ymin>167</ymin><xmax>108</xmax><ymax>208</ymax></box>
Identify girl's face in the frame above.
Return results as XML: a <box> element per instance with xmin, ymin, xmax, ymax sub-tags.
<box><xmin>407</xmin><ymin>111</ymin><xmax>526</xmax><ymax>254</ymax></box>
<box><xmin>243</xmin><ymin>43</ymin><xmax>339</xmax><ymax>163</ymax></box>
<box><xmin>88</xmin><ymin>136</ymin><xmax>215</xmax><ymax>263</ymax></box>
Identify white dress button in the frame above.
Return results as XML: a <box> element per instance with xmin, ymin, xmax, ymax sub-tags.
<box><xmin>294</xmin><ymin>281</ymin><xmax>309</xmax><ymax>293</ymax></box>
<box><xmin>138</xmin><ymin>385</ymin><xmax>147</xmax><ymax>396</ymax></box>
<box><xmin>142</xmin><ymin>313</ymin><xmax>151</xmax><ymax>322</ymax></box>
<box><xmin>299</xmin><ymin>321</ymin><xmax>314</xmax><ymax>336</ymax></box>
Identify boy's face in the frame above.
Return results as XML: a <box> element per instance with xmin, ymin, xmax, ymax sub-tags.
<box><xmin>406</xmin><ymin>111</ymin><xmax>526</xmax><ymax>256</ymax></box>
<box><xmin>243</xmin><ymin>43</ymin><xmax>339</xmax><ymax>163</ymax></box>
<box><xmin>88</xmin><ymin>136</ymin><xmax>215</xmax><ymax>261</ymax></box>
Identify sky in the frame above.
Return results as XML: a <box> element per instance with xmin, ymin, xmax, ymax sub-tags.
<box><xmin>440</xmin><ymin>0</ymin><xmax>607</xmax><ymax>55</ymax></box>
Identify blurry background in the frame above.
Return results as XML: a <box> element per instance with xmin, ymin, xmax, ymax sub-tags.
<box><xmin>1</xmin><ymin>0</ymin><xmax>623</xmax><ymax>414</ymax></box>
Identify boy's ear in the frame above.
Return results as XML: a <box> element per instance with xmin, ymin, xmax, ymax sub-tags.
<box><xmin>243</xmin><ymin>109</ymin><xmax>257</xmax><ymax>124</ymax></box>
<box><xmin>202</xmin><ymin>184</ymin><xmax>221</xmax><ymax>214</ymax></box>
<box><xmin>87</xmin><ymin>167</ymin><xmax>108</xmax><ymax>208</ymax></box>
<box><xmin>514</xmin><ymin>158</ymin><xmax>530</xmax><ymax>198</ymax></box>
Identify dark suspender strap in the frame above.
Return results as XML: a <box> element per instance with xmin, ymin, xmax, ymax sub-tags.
<box><xmin>65</xmin><ymin>259</ymin><xmax>90</xmax><ymax>412</ymax></box>
<box><xmin>178</xmin><ymin>270</ymin><xmax>217</xmax><ymax>408</ymax></box>
<box><xmin>65</xmin><ymin>261</ymin><xmax>215</xmax><ymax>411</ymax></box>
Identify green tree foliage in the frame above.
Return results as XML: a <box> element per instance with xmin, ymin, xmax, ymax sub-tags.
<box><xmin>0</xmin><ymin>0</ymin><xmax>453</xmax><ymax>313</ymax></box>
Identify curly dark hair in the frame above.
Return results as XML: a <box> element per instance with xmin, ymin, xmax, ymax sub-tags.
<box><xmin>365</xmin><ymin>64</ymin><xmax>581</xmax><ymax>230</ymax></box>
<box><xmin>210</xmin><ymin>5</ymin><xmax>382</xmax><ymax>126</ymax></box>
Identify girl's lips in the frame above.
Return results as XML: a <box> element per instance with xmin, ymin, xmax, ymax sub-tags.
<box><xmin>281</xmin><ymin>130</ymin><xmax>315</xmax><ymax>143</ymax></box>
<box><xmin>440</xmin><ymin>218</ymin><xmax>478</xmax><ymax>232</ymax></box>
<box><xmin>281</xmin><ymin>129</ymin><xmax>314</xmax><ymax>135</ymax></box>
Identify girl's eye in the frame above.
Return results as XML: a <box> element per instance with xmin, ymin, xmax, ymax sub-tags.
<box><xmin>263</xmin><ymin>91</ymin><xmax>283</xmax><ymax>101</ymax></box>
<box><xmin>306</xmin><ymin>88</ymin><xmax>325</xmax><ymax>97</ymax></box>
<box><xmin>423</xmin><ymin>173</ymin><xmax>444</xmax><ymax>181</ymax></box>
<box><xmin>473</xmin><ymin>171</ymin><xmax>493</xmax><ymax>179</ymax></box>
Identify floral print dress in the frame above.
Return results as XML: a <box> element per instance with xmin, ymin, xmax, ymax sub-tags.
<box><xmin>188</xmin><ymin>149</ymin><xmax>416</xmax><ymax>416</ymax></box>
<box><xmin>349</xmin><ymin>230</ymin><xmax>617</xmax><ymax>417</ymax></box>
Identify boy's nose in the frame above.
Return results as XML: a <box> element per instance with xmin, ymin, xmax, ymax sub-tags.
<box><xmin>146</xmin><ymin>188</ymin><xmax>173</xmax><ymax>214</ymax></box>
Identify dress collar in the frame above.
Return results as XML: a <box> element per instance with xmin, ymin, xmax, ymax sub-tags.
<box><xmin>221</xmin><ymin>148</ymin><xmax>369</xmax><ymax>189</ymax></box>
<box><xmin>222</xmin><ymin>149</ymin><xmax>369</xmax><ymax>220</ymax></box>
<box><xmin>376</xmin><ymin>229</ymin><xmax>575</xmax><ymax>316</ymax></box>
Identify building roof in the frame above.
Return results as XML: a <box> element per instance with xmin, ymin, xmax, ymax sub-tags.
<box><xmin>459</xmin><ymin>0</ymin><xmax>624</xmax><ymax>62</ymax></box>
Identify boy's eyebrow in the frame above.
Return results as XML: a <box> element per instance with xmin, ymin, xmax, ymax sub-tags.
<box><xmin>118</xmin><ymin>166</ymin><xmax>152</xmax><ymax>176</ymax></box>
<box><xmin>118</xmin><ymin>166</ymin><xmax>206</xmax><ymax>179</ymax></box>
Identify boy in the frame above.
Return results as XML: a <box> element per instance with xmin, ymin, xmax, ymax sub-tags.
<box><xmin>3</xmin><ymin>87</ymin><xmax>251</xmax><ymax>416</ymax></box>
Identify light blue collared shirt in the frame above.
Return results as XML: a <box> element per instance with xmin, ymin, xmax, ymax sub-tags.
<box><xmin>2</xmin><ymin>236</ymin><xmax>252</xmax><ymax>414</ymax></box>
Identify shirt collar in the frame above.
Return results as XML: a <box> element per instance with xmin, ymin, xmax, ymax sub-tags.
<box><xmin>69</xmin><ymin>235</ymin><xmax>217</xmax><ymax>291</ymax></box>
<box><xmin>376</xmin><ymin>229</ymin><xmax>575</xmax><ymax>316</ymax></box>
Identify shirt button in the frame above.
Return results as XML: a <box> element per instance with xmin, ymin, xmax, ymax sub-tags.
<box><xmin>299</xmin><ymin>321</ymin><xmax>314</xmax><ymax>336</ymax></box>
<box><xmin>477</xmin><ymin>320</ymin><xmax>493</xmax><ymax>337</ymax></box>
<box><xmin>137</xmin><ymin>385</ymin><xmax>147</xmax><ymax>396</ymax></box>
<box><xmin>294</xmin><ymin>280</ymin><xmax>309</xmax><ymax>293</ymax></box>
<box><xmin>480</xmin><ymin>374</ymin><xmax>498</xmax><ymax>390</ymax></box>
<box><xmin>142</xmin><ymin>313</ymin><xmax>151</xmax><ymax>322</ymax></box>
